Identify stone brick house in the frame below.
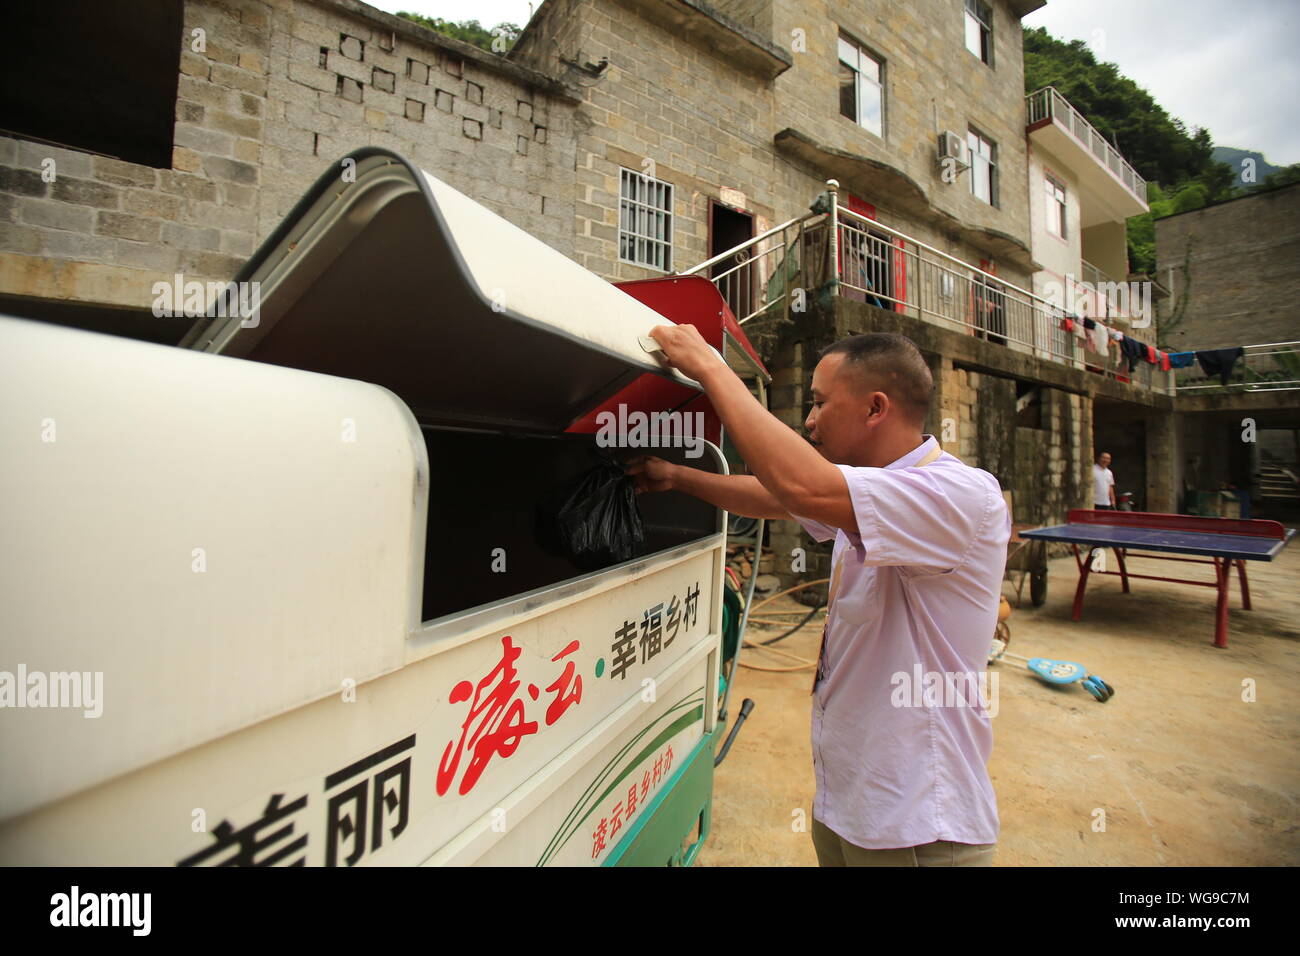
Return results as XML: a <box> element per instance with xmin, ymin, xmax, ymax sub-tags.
<box><xmin>7</xmin><ymin>0</ymin><xmax>1283</xmax><ymax>583</ymax></box>
<box><xmin>513</xmin><ymin>0</ymin><xmax>1179</xmax><ymax>568</ymax></box>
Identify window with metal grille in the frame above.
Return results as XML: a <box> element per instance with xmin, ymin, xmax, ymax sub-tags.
<box><xmin>964</xmin><ymin>0</ymin><xmax>993</xmax><ymax>66</ymax></box>
<box><xmin>838</xmin><ymin>34</ymin><xmax>884</xmax><ymax>137</ymax></box>
<box><xmin>968</xmin><ymin>127</ymin><xmax>998</xmax><ymax>206</ymax></box>
<box><xmin>1046</xmin><ymin>174</ymin><xmax>1067</xmax><ymax>238</ymax></box>
<box><xmin>619</xmin><ymin>168</ymin><xmax>673</xmax><ymax>271</ymax></box>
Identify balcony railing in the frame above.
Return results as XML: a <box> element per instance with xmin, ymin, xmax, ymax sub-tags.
<box><xmin>1026</xmin><ymin>87</ymin><xmax>1147</xmax><ymax>204</ymax></box>
<box><xmin>680</xmin><ymin>182</ymin><xmax>1171</xmax><ymax>394</ymax></box>
<box><xmin>1080</xmin><ymin>258</ymin><xmax>1109</xmax><ymax>287</ymax></box>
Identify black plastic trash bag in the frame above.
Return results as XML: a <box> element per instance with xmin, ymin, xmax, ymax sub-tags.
<box><xmin>537</xmin><ymin>453</ymin><xmax>646</xmax><ymax>572</ymax></box>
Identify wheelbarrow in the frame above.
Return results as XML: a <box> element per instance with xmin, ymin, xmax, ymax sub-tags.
<box><xmin>1005</xmin><ymin>529</ymin><xmax>1048</xmax><ymax>607</ymax></box>
<box><xmin>990</xmin><ymin>597</ymin><xmax>1115</xmax><ymax>702</ymax></box>
<box><xmin>1001</xmin><ymin>492</ymin><xmax>1048</xmax><ymax>607</ymax></box>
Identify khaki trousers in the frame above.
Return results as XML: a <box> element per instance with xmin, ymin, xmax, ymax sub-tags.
<box><xmin>812</xmin><ymin>817</ymin><xmax>995</xmax><ymax>867</ymax></box>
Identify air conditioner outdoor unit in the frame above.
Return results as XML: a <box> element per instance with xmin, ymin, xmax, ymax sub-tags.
<box><xmin>937</xmin><ymin>131</ymin><xmax>970</xmax><ymax>170</ymax></box>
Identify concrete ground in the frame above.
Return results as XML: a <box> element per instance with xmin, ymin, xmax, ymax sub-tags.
<box><xmin>696</xmin><ymin>541</ymin><xmax>1300</xmax><ymax>866</ymax></box>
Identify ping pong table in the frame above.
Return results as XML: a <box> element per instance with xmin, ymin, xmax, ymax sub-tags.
<box><xmin>1019</xmin><ymin>510</ymin><xmax>1295</xmax><ymax>648</ymax></box>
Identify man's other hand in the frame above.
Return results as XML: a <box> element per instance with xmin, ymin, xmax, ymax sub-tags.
<box><xmin>625</xmin><ymin>455</ymin><xmax>676</xmax><ymax>494</ymax></box>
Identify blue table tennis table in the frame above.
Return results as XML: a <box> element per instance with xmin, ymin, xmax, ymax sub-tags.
<box><xmin>1019</xmin><ymin>509</ymin><xmax>1295</xmax><ymax>648</ymax></box>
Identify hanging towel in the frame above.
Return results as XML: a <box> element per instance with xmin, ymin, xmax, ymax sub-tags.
<box><xmin>1120</xmin><ymin>335</ymin><xmax>1145</xmax><ymax>372</ymax></box>
<box><xmin>1086</xmin><ymin>321</ymin><xmax>1104</xmax><ymax>352</ymax></box>
<box><xmin>1167</xmin><ymin>351</ymin><xmax>1196</xmax><ymax>369</ymax></box>
<box><xmin>1145</xmin><ymin>343</ymin><xmax>1157</xmax><ymax>364</ymax></box>
<box><xmin>1062</xmin><ymin>317</ymin><xmax>1074</xmax><ymax>332</ymax></box>
<box><xmin>1196</xmin><ymin>347</ymin><xmax>1245</xmax><ymax>385</ymax></box>
<box><xmin>1083</xmin><ymin>317</ymin><xmax>1097</xmax><ymax>330</ymax></box>
<box><xmin>1159</xmin><ymin>351</ymin><xmax>1171</xmax><ymax>371</ymax></box>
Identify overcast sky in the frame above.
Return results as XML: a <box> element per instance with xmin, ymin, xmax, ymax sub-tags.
<box><xmin>366</xmin><ymin>0</ymin><xmax>1300</xmax><ymax>165</ymax></box>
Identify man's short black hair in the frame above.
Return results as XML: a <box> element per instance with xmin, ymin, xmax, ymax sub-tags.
<box><xmin>819</xmin><ymin>333</ymin><xmax>933</xmax><ymax>424</ymax></box>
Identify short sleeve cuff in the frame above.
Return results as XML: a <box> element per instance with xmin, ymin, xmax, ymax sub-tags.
<box><xmin>790</xmin><ymin>511</ymin><xmax>837</xmax><ymax>543</ymax></box>
<box><xmin>835</xmin><ymin>464</ymin><xmax>878</xmax><ymax>554</ymax></box>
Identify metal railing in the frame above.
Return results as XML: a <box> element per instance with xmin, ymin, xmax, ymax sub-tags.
<box><xmin>1077</xmin><ymin>258</ymin><xmax>1131</xmax><ymax>322</ymax></box>
<box><xmin>1026</xmin><ymin>87</ymin><xmax>1147</xmax><ymax>204</ymax></box>
<box><xmin>680</xmin><ymin>181</ymin><xmax>1171</xmax><ymax>393</ymax></box>
<box><xmin>684</xmin><ymin>215</ymin><xmax>808</xmax><ymax>327</ymax></box>
<box><xmin>1080</xmin><ymin>258</ymin><xmax>1109</xmax><ymax>287</ymax></box>
<box><xmin>1173</xmin><ymin>342</ymin><xmax>1300</xmax><ymax>393</ymax></box>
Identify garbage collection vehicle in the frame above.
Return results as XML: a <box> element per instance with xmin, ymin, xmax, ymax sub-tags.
<box><xmin>0</xmin><ymin>148</ymin><xmax>763</xmax><ymax>866</ymax></box>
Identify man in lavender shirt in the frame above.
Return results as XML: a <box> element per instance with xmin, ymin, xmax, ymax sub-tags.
<box><xmin>628</xmin><ymin>330</ymin><xmax>1009</xmax><ymax>866</ymax></box>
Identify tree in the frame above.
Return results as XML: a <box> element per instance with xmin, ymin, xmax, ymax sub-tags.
<box><xmin>1254</xmin><ymin>163</ymin><xmax>1300</xmax><ymax>191</ymax></box>
<box><xmin>396</xmin><ymin>12</ymin><xmax>521</xmax><ymax>53</ymax></box>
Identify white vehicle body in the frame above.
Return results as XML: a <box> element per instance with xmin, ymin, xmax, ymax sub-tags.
<box><xmin>0</xmin><ymin>150</ymin><xmax>728</xmax><ymax>866</ymax></box>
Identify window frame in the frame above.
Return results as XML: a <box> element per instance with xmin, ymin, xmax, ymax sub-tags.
<box><xmin>964</xmin><ymin>0</ymin><xmax>994</xmax><ymax>67</ymax></box>
<box><xmin>618</xmin><ymin>167</ymin><xmax>674</xmax><ymax>273</ymax></box>
<box><xmin>837</xmin><ymin>33</ymin><xmax>886</xmax><ymax>139</ymax></box>
<box><xmin>967</xmin><ymin>127</ymin><xmax>998</xmax><ymax>207</ymax></box>
<box><xmin>1045</xmin><ymin>173</ymin><xmax>1067</xmax><ymax>239</ymax></box>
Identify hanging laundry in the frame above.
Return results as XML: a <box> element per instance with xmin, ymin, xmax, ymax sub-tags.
<box><xmin>1108</xmin><ymin>328</ymin><xmax>1124</xmax><ymax>342</ymax></box>
<box><xmin>1145</xmin><ymin>343</ymin><xmax>1157</xmax><ymax>364</ymax></box>
<box><xmin>1166</xmin><ymin>351</ymin><xmax>1196</xmax><ymax>369</ymax></box>
<box><xmin>1089</xmin><ymin>320</ymin><xmax>1109</xmax><ymax>353</ymax></box>
<box><xmin>1120</xmin><ymin>335</ymin><xmax>1145</xmax><ymax>372</ymax></box>
<box><xmin>1062</xmin><ymin>317</ymin><xmax>1075</xmax><ymax>332</ymax></box>
<box><xmin>1159</xmin><ymin>351</ymin><xmax>1171</xmax><ymax>371</ymax></box>
<box><xmin>1196</xmin><ymin>347</ymin><xmax>1245</xmax><ymax>385</ymax></box>
<box><xmin>1083</xmin><ymin>317</ymin><xmax>1097</xmax><ymax>330</ymax></box>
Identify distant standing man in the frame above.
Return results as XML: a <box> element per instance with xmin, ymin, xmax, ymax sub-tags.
<box><xmin>1093</xmin><ymin>452</ymin><xmax>1116</xmax><ymax>510</ymax></box>
<box><xmin>627</xmin><ymin>330</ymin><xmax>1009</xmax><ymax>867</ymax></box>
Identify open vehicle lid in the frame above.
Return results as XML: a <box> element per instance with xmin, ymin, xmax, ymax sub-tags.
<box><xmin>180</xmin><ymin>149</ymin><xmax>702</xmax><ymax>432</ymax></box>
<box><xmin>612</xmin><ymin>275</ymin><xmax>771</xmax><ymax>381</ymax></box>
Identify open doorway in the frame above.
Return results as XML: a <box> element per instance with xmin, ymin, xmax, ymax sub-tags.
<box><xmin>709</xmin><ymin>201</ymin><xmax>754</xmax><ymax>321</ymax></box>
<box><xmin>1093</xmin><ymin>401</ymin><xmax>1147</xmax><ymax>510</ymax></box>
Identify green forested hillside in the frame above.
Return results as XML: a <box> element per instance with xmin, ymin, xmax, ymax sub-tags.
<box><xmin>1211</xmin><ymin>147</ymin><xmax>1282</xmax><ymax>181</ymax></box>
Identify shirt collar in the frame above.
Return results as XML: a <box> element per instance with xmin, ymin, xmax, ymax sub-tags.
<box><xmin>886</xmin><ymin>434</ymin><xmax>940</xmax><ymax>471</ymax></box>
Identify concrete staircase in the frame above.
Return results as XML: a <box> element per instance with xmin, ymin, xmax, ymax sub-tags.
<box><xmin>1258</xmin><ymin>463</ymin><xmax>1300</xmax><ymax>506</ymax></box>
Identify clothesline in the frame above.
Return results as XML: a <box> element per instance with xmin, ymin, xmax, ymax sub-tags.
<box><xmin>1055</xmin><ymin>313</ymin><xmax>1252</xmax><ymax>383</ymax></box>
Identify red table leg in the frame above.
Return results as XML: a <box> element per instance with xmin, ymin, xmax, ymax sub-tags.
<box><xmin>1237</xmin><ymin>559</ymin><xmax>1252</xmax><ymax>610</ymax></box>
<box><xmin>1213</xmin><ymin>557</ymin><xmax>1230</xmax><ymax>649</ymax></box>
<box><xmin>1072</xmin><ymin>544</ymin><xmax>1094</xmax><ymax>622</ymax></box>
<box><xmin>1114</xmin><ymin>547</ymin><xmax>1131</xmax><ymax>593</ymax></box>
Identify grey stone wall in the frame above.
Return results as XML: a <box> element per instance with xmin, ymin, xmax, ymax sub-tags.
<box><xmin>708</xmin><ymin>0</ymin><xmax>774</xmax><ymax>34</ymax></box>
<box><xmin>0</xmin><ymin>0</ymin><xmax>578</xmax><ymax>316</ymax></box>
<box><xmin>768</xmin><ymin>0</ymin><xmax>1034</xmax><ymax>274</ymax></box>
<box><xmin>517</xmin><ymin>0</ymin><xmax>790</xmax><ymax>278</ymax></box>
<box><xmin>512</xmin><ymin>0</ymin><xmax>1039</xmax><ymax>293</ymax></box>
<box><xmin>1156</xmin><ymin>183</ymin><xmax>1300</xmax><ymax>352</ymax></box>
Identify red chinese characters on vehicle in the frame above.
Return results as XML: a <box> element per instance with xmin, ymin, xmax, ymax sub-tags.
<box><xmin>591</xmin><ymin>743</ymin><xmax>674</xmax><ymax>859</ymax></box>
<box><xmin>437</xmin><ymin>636</ymin><xmax>582</xmax><ymax>797</ymax></box>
